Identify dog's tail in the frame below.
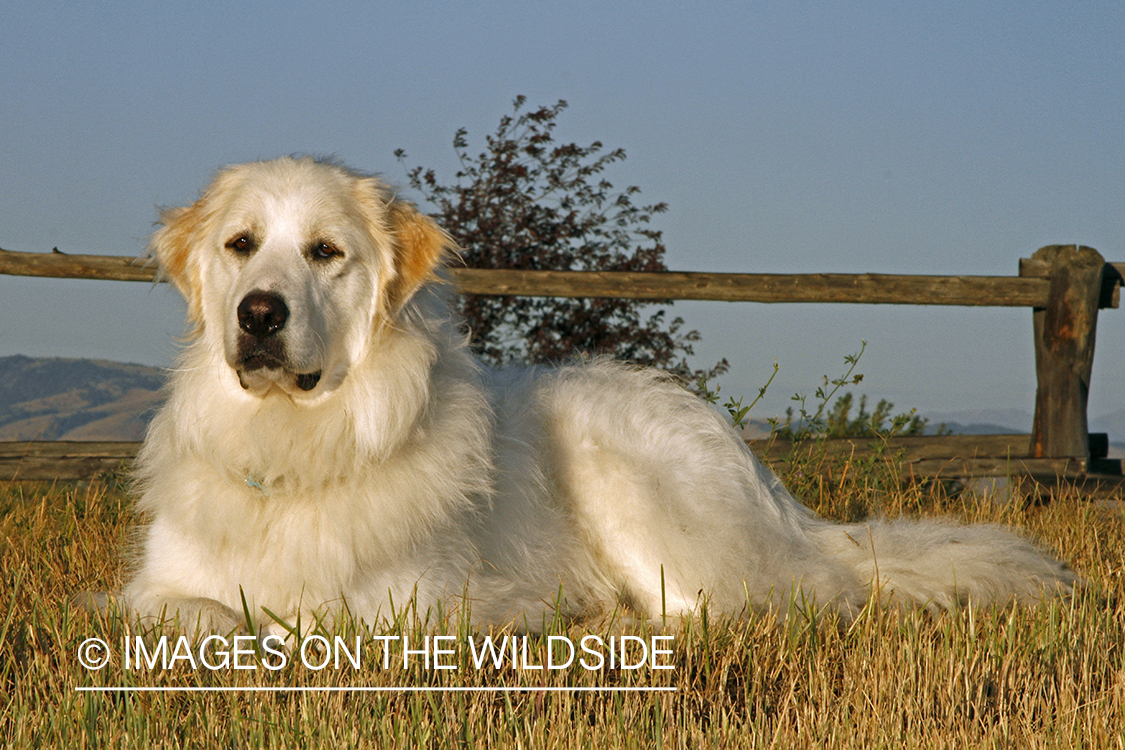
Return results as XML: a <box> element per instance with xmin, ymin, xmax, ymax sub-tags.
<box><xmin>805</xmin><ymin>514</ymin><xmax>1077</xmax><ymax>611</ymax></box>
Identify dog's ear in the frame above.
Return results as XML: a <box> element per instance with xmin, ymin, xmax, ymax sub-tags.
<box><xmin>385</xmin><ymin>200</ymin><xmax>452</xmax><ymax>312</ymax></box>
<box><xmin>150</xmin><ymin>200</ymin><xmax>208</xmax><ymax>325</ymax></box>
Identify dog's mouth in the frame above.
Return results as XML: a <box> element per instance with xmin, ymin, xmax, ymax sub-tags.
<box><xmin>235</xmin><ymin>336</ymin><xmax>323</xmax><ymax>395</ymax></box>
<box><xmin>236</xmin><ymin>367</ymin><xmax>323</xmax><ymax>393</ymax></box>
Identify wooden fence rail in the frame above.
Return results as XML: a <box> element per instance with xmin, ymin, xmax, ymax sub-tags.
<box><xmin>1</xmin><ymin>244</ymin><xmax>1122</xmax><ymax>486</ymax></box>
<box><xmin>4</xmin><ymin>433</ymin><xmax>1116</xmax><ymax>485</ymax></box>
<box><xmin>6</xmin><ymin>245</ymin><xmax>1123</xmax><ymax>306</ymax></box>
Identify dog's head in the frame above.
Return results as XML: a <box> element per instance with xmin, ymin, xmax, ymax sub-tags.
<box><xmin>151</xmin><ymin>156</ymin><xmax>450</xmax><ymax>401</ymax></box>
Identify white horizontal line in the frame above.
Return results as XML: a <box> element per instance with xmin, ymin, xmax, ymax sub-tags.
<box><xmin>76</xmin><ymin>685</ymin><xmax>677</xmax><ymax>693</ymax></box>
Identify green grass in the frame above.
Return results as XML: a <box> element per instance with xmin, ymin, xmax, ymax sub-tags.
<box><xmin>2</xmin><ymin>466</ymin><xmax>1123</xmax><ymax>748</ymax></box>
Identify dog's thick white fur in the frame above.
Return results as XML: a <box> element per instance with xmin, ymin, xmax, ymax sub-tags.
<box><xmin>124</xmin><ymin>156</ymin><xmax>1074</xmax><ymax>634</ymax></box>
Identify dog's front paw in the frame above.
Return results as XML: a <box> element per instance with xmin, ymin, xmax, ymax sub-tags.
<box><xmin>142</xmin><ymin>596</ymin><xmax>245</xmax><ymax>636</ymax></box>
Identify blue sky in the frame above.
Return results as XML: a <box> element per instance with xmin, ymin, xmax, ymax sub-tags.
<box><xmin>2</xmin><ymin>0</ymin><xmax>1123</xmax><ymax>424</ymax></box>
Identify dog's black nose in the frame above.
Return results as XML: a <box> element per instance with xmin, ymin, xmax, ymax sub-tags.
<box><xmin>237</xmin><ymin>291</ymin><xmax>289</xmax><ymax>338</ymax></box>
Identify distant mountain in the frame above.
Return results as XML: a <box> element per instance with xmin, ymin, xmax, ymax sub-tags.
<box><xmin>0</xmin><ymin>355</ymin><xmax>1121</xmax><ymax>448</ymax></box>
<box><xmin>0</xmin><ymin>355</ymin><xmax>165</xmax><ymax>441</ymax></box>
<box><xmin>924</xmin><ymin>406</ymin><xmax>1124</xmax><ymax>454</ymax></box>
<box><xmin>920</xmin><ymin>408</ymin><xmax>1034</xmax><ymax>435</ymax></box>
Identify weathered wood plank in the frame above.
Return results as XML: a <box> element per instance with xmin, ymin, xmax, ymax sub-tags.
<box><xmin>1</xmin><ymin>247</ymin><xmax>1054</xmax><ymax>306</ymax></box>
<box><xmin>449</xmin><ymin>268</ymin><xmax>1051</xmax><ymax>306</ymax></box>
<box><xmin>1027</xmin><ymin>245</ymin><xmax>1106</xmax><ymax>460</ymax></box>
<box><xmin>748</xmin><ymin>434</ymin><xmax>1037</xmax><ymax>462</ymax></box>
<box><xmin>0</xmin><ymin>441</ymin><xmax>141</xmax><ymax>459</ymax></box>
<box><xmin>0</xmin><ymin>441</ymin><xmax>140</xmax><ymax>481</ymax></box>
<box><xmin>749</xmin><ymin>433</ymin><xmax>1119</xmax><ymax>481</ymax></box>
<box><xmin>0</xmin><ymin>248</ymin><xmax>160</xmax><ymax>282</ymax></box>
<box><xmin>6</xmin><ymin>435</ymin><xmax>1113</xmax><ymax>482</ymax></box>
<box><xmin>904</xmin><ymin>457</ymin><xmax>1085</xmax><ymax>478</ymax></box>
<box><xmin>756</xmin><ymin>454</ymin><xmax>1085</xmax><ymax>481</ymax></box>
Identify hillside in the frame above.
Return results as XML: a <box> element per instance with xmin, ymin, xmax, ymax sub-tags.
<box><xmin>0</xmin><ymin>355</ymin><xmax>1122</xmax><ymax>448</ymax></box>
<box><xmin>0</xmin><ymin>355</ymin><xmax>164</xmax><ymax>441</ymax></box>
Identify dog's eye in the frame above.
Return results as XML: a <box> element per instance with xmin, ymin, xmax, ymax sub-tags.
<box><xmin>226</xmin><ymin>236</ymin><xmax>253</xmax><ymax>254</ymax></box>
<box><xmin>313</xmin><ymin>242</ymin><xmax>342</xmax><ymax>260</ymax></box>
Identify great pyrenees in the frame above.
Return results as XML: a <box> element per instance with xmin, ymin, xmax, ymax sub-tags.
<box><xmin>121</xmin><ymin>156</ymin><xmax>1074</xmax><ymax>634</ymax></box>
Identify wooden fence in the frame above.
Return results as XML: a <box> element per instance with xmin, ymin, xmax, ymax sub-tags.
<box><xmin>1</xmin><ymin>244</ymin><xmax>1122</xmax><ymax>487</ymax></box>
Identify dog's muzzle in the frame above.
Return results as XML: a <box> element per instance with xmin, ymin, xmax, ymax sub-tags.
<box><xmin>235</xmin><ymin>291</ymin><xmax>322</xmax><ymax>392</ymax></box>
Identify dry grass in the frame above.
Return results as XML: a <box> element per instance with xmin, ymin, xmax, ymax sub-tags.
<box><xmin>2</xmin><ymin>457</ymin><xmax>1124</xmax><ymax>748</ymax></box>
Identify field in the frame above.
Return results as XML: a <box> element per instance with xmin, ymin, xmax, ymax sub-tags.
<box><xmin>2</xmin><ymin>455</ymin><xmax>1124</xmax><ymax>749</ymax></box>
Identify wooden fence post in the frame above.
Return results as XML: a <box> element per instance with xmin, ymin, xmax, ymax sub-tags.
<box><xmin>1024</xmin><ymin>245</ymin><xmax>1106</xmax><ymax>461</ymax></box>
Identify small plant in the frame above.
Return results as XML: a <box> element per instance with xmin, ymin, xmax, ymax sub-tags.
<box><xmin>770</xmin><ymin>341</ymin><xmax>867</xmax><ymax>441</ymax></box>
<box><xmin>768</xmin><ymin>341</ymin><xmax>948</xmax><ymax>443</ymax></box>
<box><xmin>696</xmin><ymin>343</ymin><xmax>939</xmax><ymax>444</ymax></box>
<box><xmin>697</xmin><ymin>343</ymin><xmax>955</xmax><ymax>517</ymax></box>
<box><xmin>696</xmin><ymin>360</ymin><xmax>778</xmax><ymax>430</ymax></box>
<box><xmin>822</xmin><ymin>392</ymin><xmax>948</xmax><ymax>439</ymax></box>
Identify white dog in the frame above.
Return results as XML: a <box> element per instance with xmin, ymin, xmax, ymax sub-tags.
<box><xmin>122</xmin><ymin>156</ymin><xmax>1074</xmax><ymax>634</ymax></box>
